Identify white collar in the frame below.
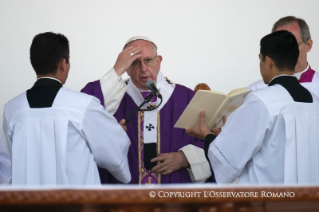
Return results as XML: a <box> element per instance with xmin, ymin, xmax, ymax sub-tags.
<box><xmin>269</xmin><ymin>74</ymin><xmax>296</xmax><ymax>84</ymax></box>
<box><xmin>37</xmin><ymin>77</ymin><xmax>62</xmax><ymax>84</ymax></box>
<box><xmin>294</xmin><ymin>63</ymin><xmax>309</xmax><ymax>80</ymax></box>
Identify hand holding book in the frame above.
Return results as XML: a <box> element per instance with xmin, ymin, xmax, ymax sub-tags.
<box><xmin>175</xmin><ymin>87</ymin><xmax>251</xmax><ymax>130</ymax></box>
<box><xmin>186</xmin><ymin>110</ymin><xmax>226</xmax><ymax>139</ymax></box>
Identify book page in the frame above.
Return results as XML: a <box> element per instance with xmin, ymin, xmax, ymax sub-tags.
<box><xmin>200</xmin><ymin>90</ymin><xmax>226</xmax><ymax>96</ymax></box>
<box><xmin>208</xmin><ymin>89</ymin><xmax>251</xmax><ymax>129</ymax></box>
<box><xmin>207</xmin><ymin>97</ymin><xmax>230</xmax><ymax>129</ymax></box>
<box><xmin>174</xmin><ymin>90</ymin><xmax>227</xmax><ymax>129</ymax></box>
<box><xmin>228</xmin><ymin>87</ymin><xmax>250</xmax><ymax>97</ymax></box>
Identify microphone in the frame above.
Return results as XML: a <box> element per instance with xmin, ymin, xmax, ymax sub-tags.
<box><xmin>146</xmin><ymin>80</ymin><xmax>162</xmax><ymax>99</ymax></box>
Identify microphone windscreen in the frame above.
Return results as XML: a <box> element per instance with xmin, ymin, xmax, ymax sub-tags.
<box><xmin>146</xmin><ymin>80</ymin><xmax>156</xmax><ymax>90</ymax></box>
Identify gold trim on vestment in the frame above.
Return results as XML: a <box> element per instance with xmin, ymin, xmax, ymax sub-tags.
<box><xmin>157</xmin><ymin>111</ymin><xmax>161</xmax><ymax>184</ymax></box>
<box><xmin>138</xmin><ymin>110</ymin><xmax>162</xmax><ymax>184</ymax></box>
<box><xmin>138</xmin><ymin>111</ymin><xmax>142</xmax><ymax>184</ymax></box>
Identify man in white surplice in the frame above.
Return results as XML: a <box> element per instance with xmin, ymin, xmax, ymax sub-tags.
<box><xmin>3</xmin><ymin>32</ymin><xmax>131</xmax><ymax>185</ymax></box>
<box><xmin>187</xmin><ymin>31</ymin><xmax>319</xmax><ymax>184</ymax></box>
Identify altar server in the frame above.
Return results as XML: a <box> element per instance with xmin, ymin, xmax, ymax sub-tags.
<box><xmin>3</xmin><ymin>32</ymin><xmax>131</xmax><ymax>185</ymax></box>
<box><xmin>187</xmin><ymin>30</ymin><xmax>319</xmax><ymax>184</ymax></box>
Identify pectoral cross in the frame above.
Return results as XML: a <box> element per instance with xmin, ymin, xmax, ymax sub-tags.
<box><xmin>146</xmin><ymin>124</ymin><xmax>154</xmax><ymax>131</ymax></box>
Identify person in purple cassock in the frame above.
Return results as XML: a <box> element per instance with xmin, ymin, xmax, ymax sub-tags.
<box><xmin>81</xmin><ymin>36</ymin><xmax>213</xmax><ymax>184</ymax></box>
<box><xmin>248</xmin><ymin>16</ymin><xmax>319</xmax><ymax>96</ymax></box>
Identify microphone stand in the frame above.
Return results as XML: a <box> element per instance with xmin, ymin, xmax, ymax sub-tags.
<box><xmin>124</xmin><ymin>93</ymin><xmax>155</xmax><ymax>125</ymax></box>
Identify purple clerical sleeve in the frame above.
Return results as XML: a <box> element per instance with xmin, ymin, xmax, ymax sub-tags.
<box><xmin>81</xmin><ymin>80</ymin><xmax>105</xmax><ymax>107</ymax></box>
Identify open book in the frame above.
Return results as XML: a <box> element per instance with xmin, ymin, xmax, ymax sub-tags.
<box><xmin>174</xmin><ymin>87</ymin><xmax>251</xmax><ymax>130</ymax></box>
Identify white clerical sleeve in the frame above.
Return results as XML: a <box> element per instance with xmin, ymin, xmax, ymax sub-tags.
<box><xmin>0</xmin><ymin>134</ymin><xmax>11</xmax><ymax>184</ymax></box>
<box><xmin>81</xmin><ymin>97</ymin><xmax>131</xmax><ymax>183</ymax></box>
<box><xmin>100</xmin><ymin>68</ymin><xmax>127</xmax><ymax>115</ymax></box>
<box><xmin>179</xmin><ymin>144</ymin><xmax>211</xmax><ymax>182</ymax></box>
<box><xmin>208</xmin><ymin>94</ymin><xmax>271</xmax><ymax>184</ymax></box>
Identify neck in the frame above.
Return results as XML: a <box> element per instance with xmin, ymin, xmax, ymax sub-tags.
<box><xmin>266</xmin><ymin>69</ymin><xmax>294</xmax><ymax>84</ymax></box>
<box><xmin>271</xmin><ymin>68</ymin><xmax>294</xmax><ymax>79</ymax></box>
<box><xmin>295</xmin><ymin>62</ymin><xmax>308</xmax><ymax>73</ymax></box>
<box><xmin>37</xmin><ymin>74</ymin><xmax>64</xmax><ymax>84</ymax></box>
<box><xmin>273</xmin><ymin>70</ymin><xmax>294</xmax><ymax>77</ymax></box>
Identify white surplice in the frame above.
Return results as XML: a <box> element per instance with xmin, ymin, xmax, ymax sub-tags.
<box><xmin>100</xmin><ymin>68</ymin><xmax>211</xmax><ymax>182</ymax></box>
<box><xmin>209</xmin><ymin>83</ymin><xmax>319</xmax><ymax>184</ymax></box>
<box><xmin>0</xmin><ymin>135</ymin><xmax>11</xmax><ymax>184</ymax></box>
<box><xmin>3</xmin><ymin>87</ymin><xmax>131</xmax><ymax>185</ymax></box>
<box><xmin>248</xmin><ymin>65</ymin><xmax>319</xmax><ymax>97</ymax></box>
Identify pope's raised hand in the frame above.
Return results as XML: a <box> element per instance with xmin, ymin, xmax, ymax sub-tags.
<box><xmin>113</xmin><ymin>46</ymin><xmax>142</xmax><ymax>76</ymax></box>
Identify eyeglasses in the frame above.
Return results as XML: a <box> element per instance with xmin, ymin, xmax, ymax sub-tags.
<box><xmin>131</xmin><ymin>56</ymin><xmax>157</xmax><ymax>68</ymax></box>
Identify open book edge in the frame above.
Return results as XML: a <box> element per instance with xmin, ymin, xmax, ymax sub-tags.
<box><xmin>174</xmin><ymin>88</ymin><xmax>251</xmax><ymax>129</ymax></box>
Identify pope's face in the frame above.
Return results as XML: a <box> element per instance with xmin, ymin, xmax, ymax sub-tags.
<box><xmin>126</xmin><ymin>40</ymin><xmax>162</xmax><ymax>90</ymax></box>
<box><xmin>275</xmin><ymin>22</ymin><xmax>312</xmax><ymax>72</ymax></box>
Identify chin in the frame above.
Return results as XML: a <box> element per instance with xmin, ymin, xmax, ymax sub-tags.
<box><xmin>140</xmin><ymin>77</ymin><xmax>152</xmax><ymax>82</ymax></box>
<box><xmin>135</xmin><ymin>82</ymin><xmax>147</xmax><ymax>90</ymax></box>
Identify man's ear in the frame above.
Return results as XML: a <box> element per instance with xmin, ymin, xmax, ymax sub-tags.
<box><xmin>156</xmin><ymin>55</ymin><xmax>163</xmax><ymax>71</ymax></box>
<box><xmin>306</xmin><ymin>39</ymin><xmax>313</xmax><ymax>52</ymax></box>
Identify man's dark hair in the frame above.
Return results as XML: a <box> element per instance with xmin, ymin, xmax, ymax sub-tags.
<box><xmin>260</xmin><ymin>30</ymin><xmax>299</xmax><ymax>71</ymax></box>
<box><xmin>30</xmin><ymin>32</ymin><xmax>69</xmax><ymax>75</ymax></box>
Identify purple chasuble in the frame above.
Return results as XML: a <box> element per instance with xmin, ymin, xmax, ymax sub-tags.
<box><xmin>299</xmin><ymin>66</ymin><xmax>315</xmax><ymax>83</ymax></box>
<box><xmin>81</xmin><ymin>80</ymin><xmax>215</xmax><ymax>184</ymax></box>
